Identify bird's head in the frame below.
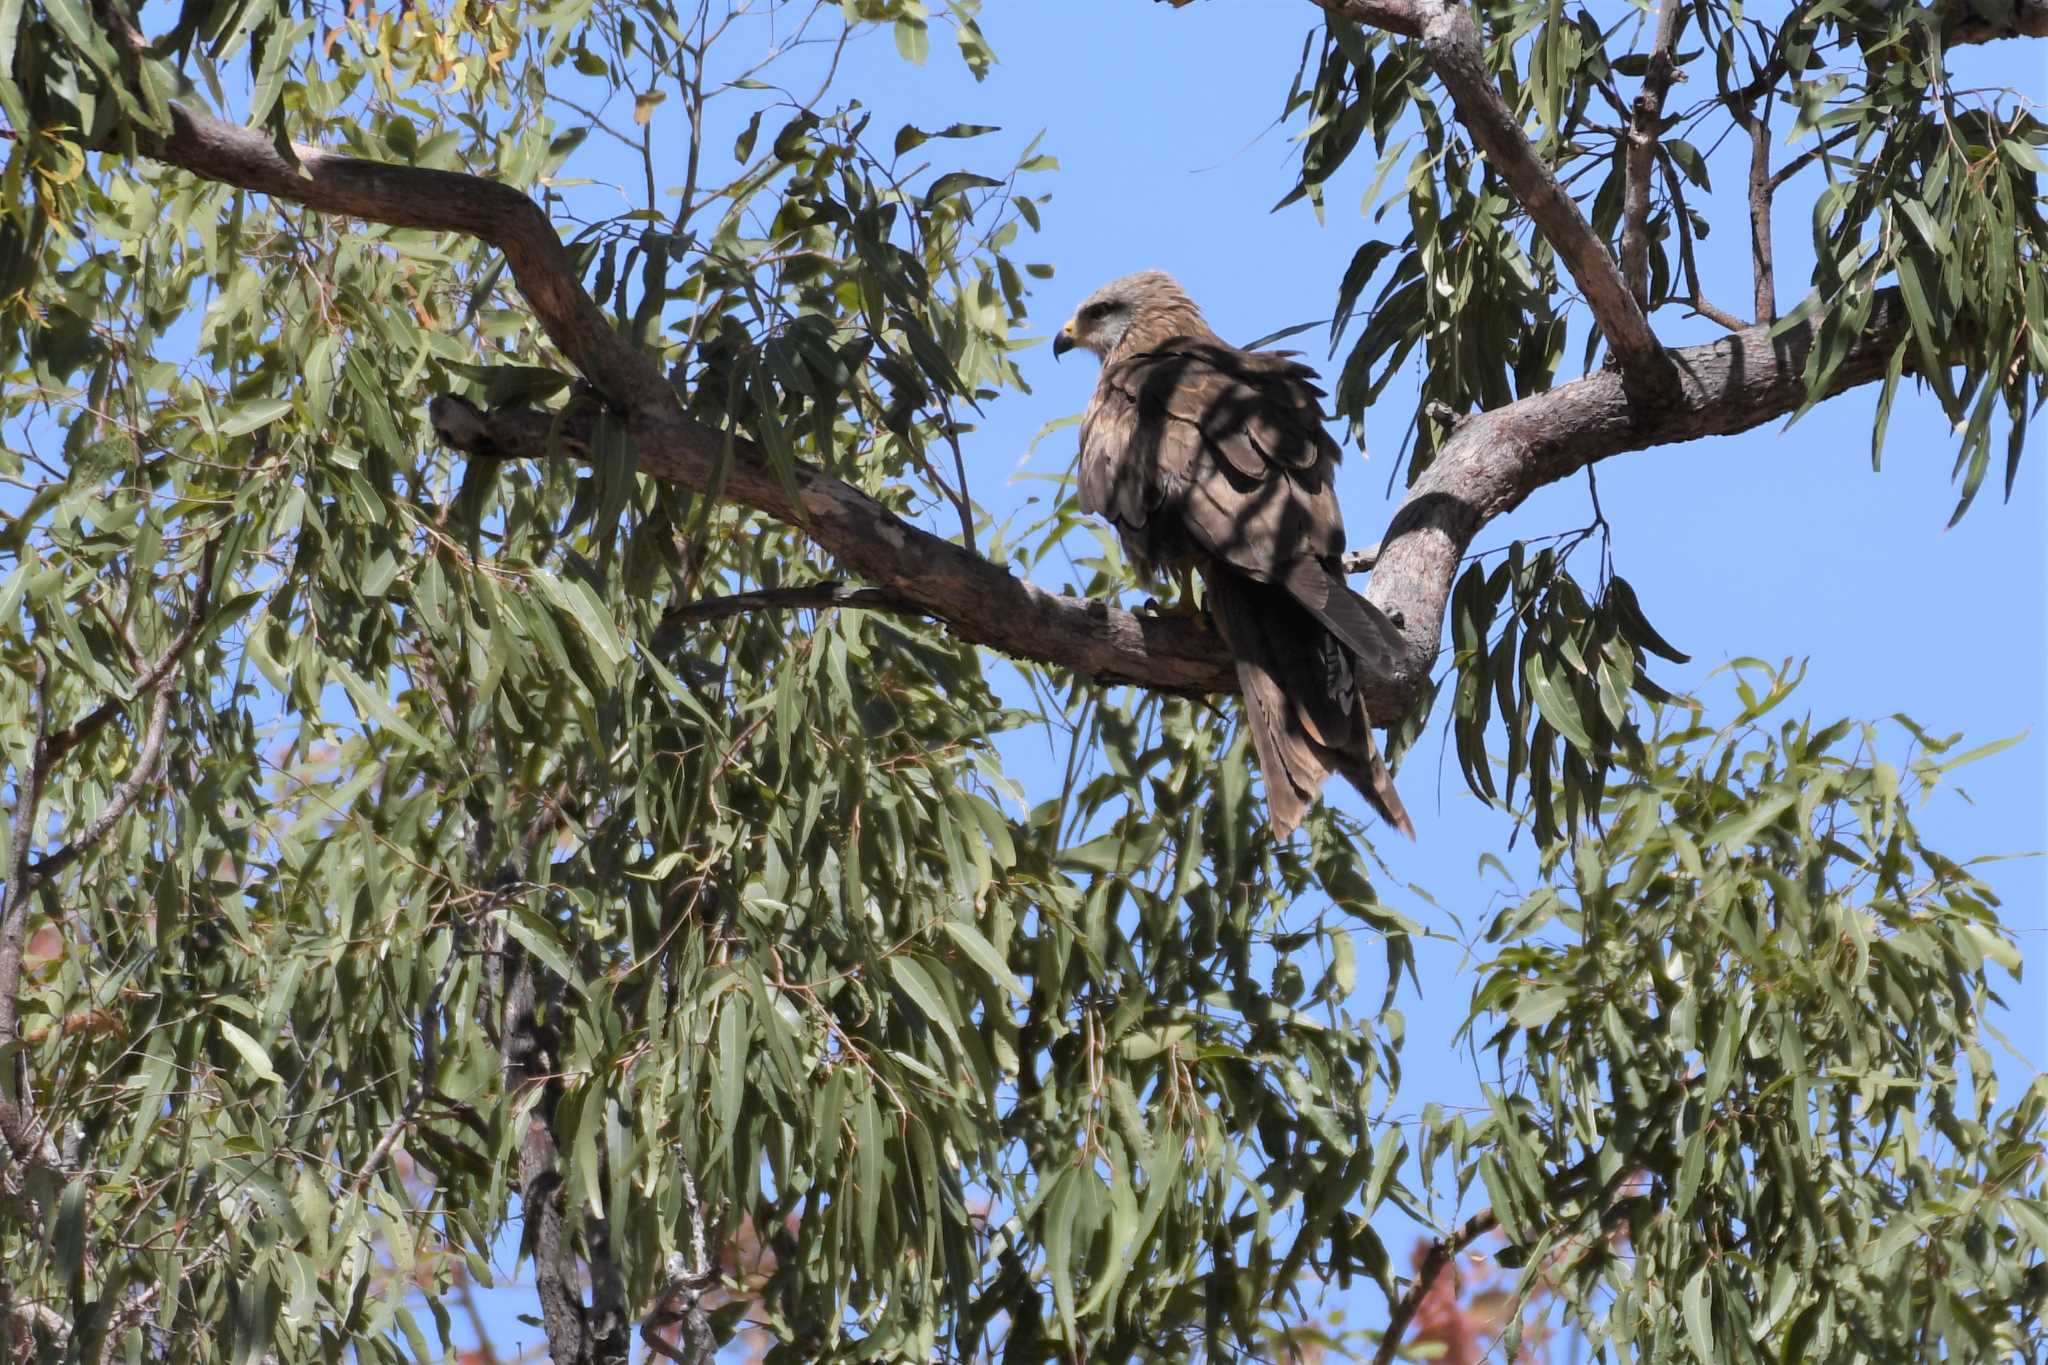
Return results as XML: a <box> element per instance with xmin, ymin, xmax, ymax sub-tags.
<box><xmin>1054</xmin><ymin>270</ymin><xmax>1205</xmax><ymax>362</ymax></box>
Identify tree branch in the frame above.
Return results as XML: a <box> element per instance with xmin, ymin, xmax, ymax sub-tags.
<box><xmin>1316</xmin><ymin>0</ymin><xmax>1673</xmax><ymax>398</ymax></box>
<box><xmin>0</xmin><ymin>539</ymin><xmax>219</xmax><ymax>1187</ymax></box>
<box><xmin>1656</xmin><ymin>144</ymin><xmax>1751</xmax><ymax>333</ymax></box>
<box><xmin>1766</xmin><ymin>125</ymin><xmax>1858</xmax><ymax>193</ymax></box>
<box><xmin>1372</xmin><ymin>1207</ymin><xmax>1498</xmax><ymax>1365</ymax></box>
<box><xmin>1942</xmin><ymin>0</ymin><xmax>2048</xmax><ymax>44</ymax></box>
<box><xmin>658</xmin><ymin>581</ymin><xmax>921</xmax><ymax>626</ymax></box>
<box><xmin>501</xmin><ymin>950</ymin><xmax>595</xmax><ymax>1364</ymax></box>
<box><xmin>1737</xmin><ymin>104</ymin><xmax>1777</xmax><ymax>324</ymax></box>
<box><xmin>1306</xmin><ymin>0</ymin><xmax>1424</xmax><ymax>38</ymax></box>
<box><xmin>1621</xmin><ymin>0</ymin><xmax>1687</xmax><ymax>307</ymax></box>
<box><xmin>1360</xmin><ymin>292</ymin><xmax>1918</xmax><ymax>705</ymax></box>
<box><xmin>100</xmin><ymin>35</ymin><xmax>1924</xmax><ymax>738</ymax></box>
<box><xmin>22</xmin><ymin>541</ymin><xmax>218</xmax><ymax>888</ymax></box>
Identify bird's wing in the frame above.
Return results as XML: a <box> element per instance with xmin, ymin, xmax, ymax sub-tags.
<box><xmin>1078</xmin><ymin>354</ymin><xmax>1204</xmax><ymax>534</ymax></box>
<box><xmin>1091</xmin><ymin>340</ymin><xmax>1345</xmax><ymax>563</ymax></box>
<box><xmin>1091</xmin><ymin>340</ymin><xmax>1404</xmax><ymax>669</ymax></box>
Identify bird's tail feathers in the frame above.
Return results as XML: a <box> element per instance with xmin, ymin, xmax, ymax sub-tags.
<box><xmin>1281</xmin><ymin>559</ymin><xmax>1406</xmax><ymax>673</ymax></box>
<box><xmin>1203</xmin><ymin>568</ymin><xmax>1414</xmax><ymax>840</ymax></box>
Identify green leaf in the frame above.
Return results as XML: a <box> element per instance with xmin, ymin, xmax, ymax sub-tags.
<box><xmin>53</xmin><ymin>1178</ymin><xmax>88</xmax><ymax>1285</ymax></box>
<box><xmin>220</xmin><ymin>397</ymin><xmax>294</xmax><ymax>437</ymax></box>
<box><xmin>889</xmin><ymin>955</ymin><xmax>965</xmax><ymax>1060</ymax></box>
<box><xmin>1667</xmin><ymin>138</ymin><xmax>1711</xmax><ymax>190</ymax></box>
<box><xmin>923</xmin><ymin>171</ymin><xmax>1005</xmax><ymax>206</ymax></box>
<box><xmin>1707</xmin><ymin>790</ymin><xmax>1794</xmax><ymax>852</ymax></box>
<box><xmin>1683</xmin><ymin>1267</ymin><xmax>1717</xmax><ymax>1361</ymax></box>
<box><xmin>494</xmin><ymin>905</ymin><xmax>583</xmax><ymax>987</ymax></box>
<box><xmin>1524</xmin><ymin>654</ymin><xmax>1593</xmax><ymax>753</ymax></box>
<box><xmin>218</xmin><ymin>1020</ymin><xmax>282</xmax><ymax>1085</ymax></box>
<box><xmin>894</xmin><ymin>16</ymin><xmax>929</xmax><ymax>64</ymax></box>
<box><xmin>941</xmin><ymin>918</ymin><xmax>1027</xmax><ymax>1000</ymax></box>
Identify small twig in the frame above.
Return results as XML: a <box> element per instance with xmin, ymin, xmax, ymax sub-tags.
<box><xmin>347</xmin><ymin>1100</ymin><xmax>422</xmax><ymax>1197</ymax></box>
<box><xmin>1683</xmin><ymin>296</ymin><xmax>1753</xmax><ymax>333</ymax></box>
<box><xmin>938</xmin><ymin>412</ymin><xmax>978</xmax><ymax>555</ymax></box>
<box><xmin>1766</xmin><ymin>125</ymin><xmax>1859</xmax><ymax>192</ymax></box>
<box><xmin>659</xmin><ymin>582</ymin><xmax>922</xmax><ymax>626</ymax></box>
<box><xmin>1657</xmin><ymin>144</ymin><xmax>1752</xmax><ymax>333</ymax></box>
<box><xmin>1342</xmin><ymin>543</ymin><xmax>1382</xmax><ymax>574</ymax></box>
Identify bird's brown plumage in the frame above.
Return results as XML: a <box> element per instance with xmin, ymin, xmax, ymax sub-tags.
<box><xmin>1060</xmin><ymin>271</ymin><xmax>1414</xmax><ymax>839</ymax></box>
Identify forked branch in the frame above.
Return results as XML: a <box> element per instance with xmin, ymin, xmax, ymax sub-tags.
<box><xmin>91</xmin><ymin>14</ymin><xmax>1937</xmax><ymax>729</ymax></box>
<box><xmin>1620</xmin><ymin>0</ymin><xmax>1687</xmax><ymax>308</ymax></box>
<box><xmin>1316</xmin><ymin>0</ymin><xmax>1673</xmax><ymax>398</ymax></box>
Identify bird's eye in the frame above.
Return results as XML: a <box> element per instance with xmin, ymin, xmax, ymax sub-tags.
<box><xmin>1082</xmin><ymin>301</ymin><xmax>1111</xmax><ymax>322</ymax></box>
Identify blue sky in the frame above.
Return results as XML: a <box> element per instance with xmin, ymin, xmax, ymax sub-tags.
<box><xmin>863</xmin><ymin>2</ymin><xmax>2045</xmax><ymax>1094</ymax></box>
<box><xmin>446</xmin><ymin>0</ymin><xmax>2046</xmax><ymax>1353</ymax></box>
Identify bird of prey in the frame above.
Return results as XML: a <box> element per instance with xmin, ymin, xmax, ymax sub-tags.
<box><xmin>1054</xmin><ymin>270</ymin><xmax>1414</xmax><ymax>840</ymax></box>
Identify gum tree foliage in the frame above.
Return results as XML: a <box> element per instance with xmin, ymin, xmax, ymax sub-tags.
<box><xmin>0</xmin><ymin>0</ymin><xmax>2042</xmax><ymax>1362</ymax></box>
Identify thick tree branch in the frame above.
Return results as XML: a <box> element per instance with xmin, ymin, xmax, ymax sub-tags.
<box><xmin>1621</xmin><ymin>0</ymin><xmax>1686</xmax><ymax>308</ymax></box>
<box><xmin>1306</xmin><ymin>0</ymin><xmax>1424</xmax><ymax>38</ymax></box>
<box><xmin>1361</xmin><ymin>292</ymin><xmax>1916</xmax><ymax>703</ymax></box>
<box><xmin>1317</xmin><ymin>0</ymin><xmax>1672</xmax><ymax>398</ymax></box>
<box><xmin>129</xmin><ymin>102</ymin><xmax>1239</xmax><ymax>696</ymax></box>
<box><xmin>105</xmin><ymin>46</ymin><xmax>1922</xmax><ymax>737</ymax></box>
<box><xmin>1943</xmin><ymin>0</ymin><xmax>2048</xmax><ymax>44</ymax></box>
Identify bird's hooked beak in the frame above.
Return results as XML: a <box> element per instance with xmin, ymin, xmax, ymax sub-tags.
<box><xmin>1053</xmin><ymin>319</ymin><xmax>1076</xmax><ymax>360</ymax></box>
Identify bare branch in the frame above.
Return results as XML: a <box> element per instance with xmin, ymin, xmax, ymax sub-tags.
<box><xmin>102</xmin><ymin>28</ymin><xmax>1927</xmax><ymax>740</ymax></box>
<box><xmin>1682</xmin><ymin>295</ymin><xmax>1753</xmax><ymax>334</ymax></box>
<box><xmin>1657</xmin><ymin>144</ymin><xmax>1751</xmax><ymax>333</ymax></box>
<box><xmin>1362</xmin><ymin>292</ymin><xmax>1920</xmax><ymax>703</ymax></box>
<box><xmin>1738</xmin><ymin>105</ymin><xmax>1778</xmax><ymax>324</ymax></box>
<box><xmin>1621</xmin><ymin>0</ymin><xmax>1687</xmax><ymax>307</ymax></box>
<box><xmin>1316</xmin><ymin>0</ymin><xmax>1672</xmax><ymax>397</ymax></box>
